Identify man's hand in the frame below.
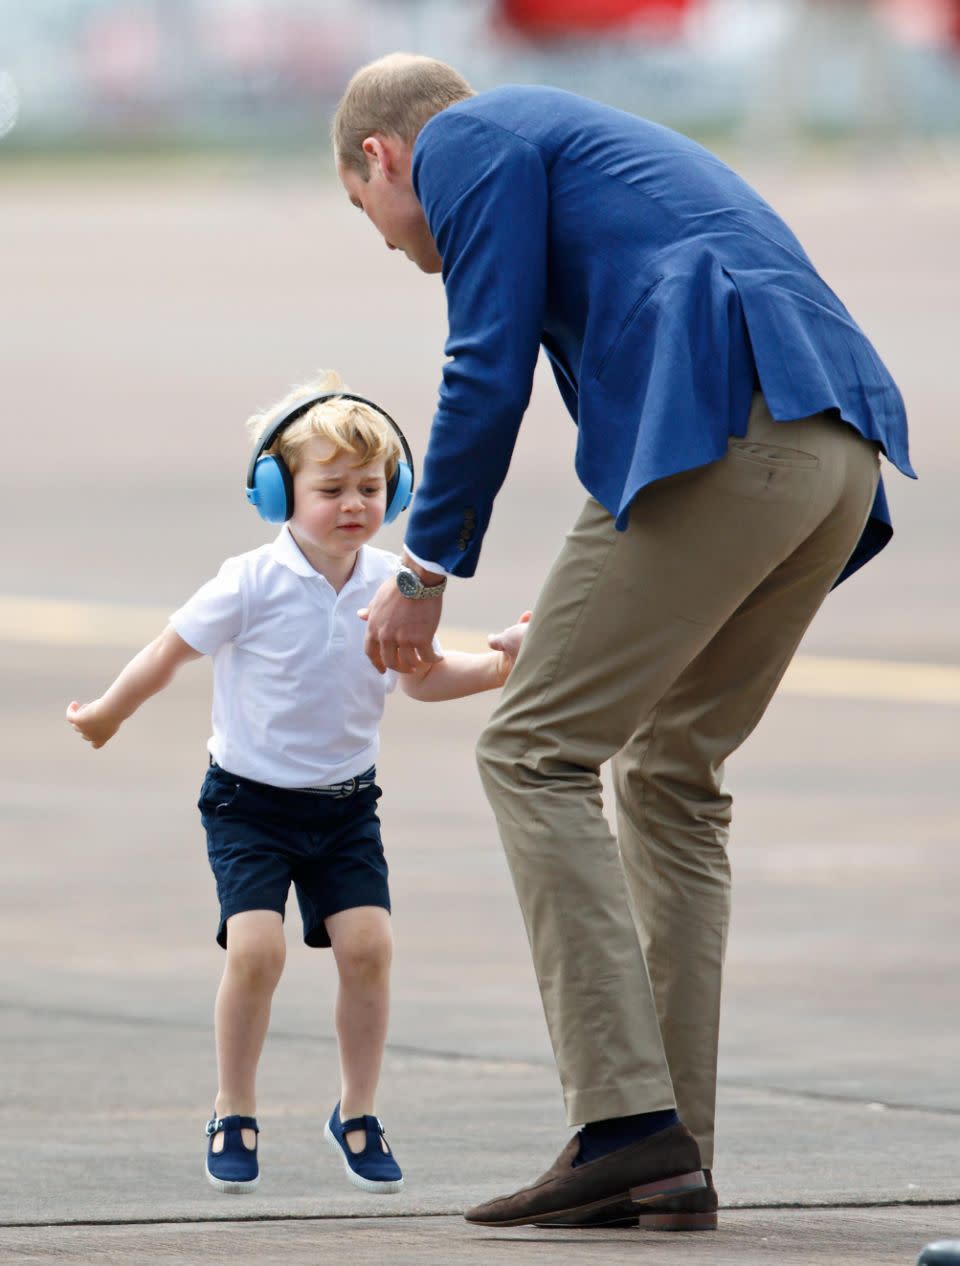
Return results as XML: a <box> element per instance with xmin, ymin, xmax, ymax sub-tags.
<box><xmin>488</xmin><ymin>610</ymin><xmax>532</xmax><ymax>684</ymax></box>
<box><xmin>359</xmin><ymin>578</ymin><xmax>445</xmax><ymax>674</ymax></box>
<box><xmin>66</xmin><ymin>699</ymin><xmax>121</xmax><ymax>749</ymax></box>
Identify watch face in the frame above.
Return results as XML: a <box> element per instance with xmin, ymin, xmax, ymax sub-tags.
<box><xmin>396</xmin><ymin>568</ymin><xmax>420</xmax><ymax>597</ymax></box>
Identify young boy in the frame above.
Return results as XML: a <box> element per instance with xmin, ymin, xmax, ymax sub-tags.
<box><xmin>66</xmin><ymin>373</ymin><xmax>528</xmax><ymax>1196</ymax></box>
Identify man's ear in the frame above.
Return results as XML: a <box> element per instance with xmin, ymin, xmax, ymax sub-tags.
<box><xmin>362</xmin><ymin>135</ymin><xmax>411</xmax><ymax>183</ymax></box>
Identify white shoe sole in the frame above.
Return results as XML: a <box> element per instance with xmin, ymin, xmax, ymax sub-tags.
<box><xmin>324</xmin><ymin>1121</ymin><xmax>404</xmax><ymax>1194</ymax></box>
<box><xmin>205</xmin><ymin>1162</ymin><xmax>260</xmax><ymax>1194</ymax></box>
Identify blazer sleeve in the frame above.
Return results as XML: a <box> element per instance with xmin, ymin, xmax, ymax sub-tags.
<box><xmin>405</xmin><ymin>112</ymin><xmax>548</xmax><ymax>576</ymax></box>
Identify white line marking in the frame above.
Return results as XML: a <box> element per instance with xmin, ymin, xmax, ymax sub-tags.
<box><xmin>3</xmin><ymin>595</ymin><xmax>958</xmax><ymax>705</ymax></box>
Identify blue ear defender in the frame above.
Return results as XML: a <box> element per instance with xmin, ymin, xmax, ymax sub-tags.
<box><xmin>383</xmin><ymin>455</ymin><xmax>414</xmax><ymax>525</ymax></box>
<box><xmin>247</xmin><ymin>453</ymin><xmax>294</xmax><ymax>524</ymax></box>
<box><xmin>245</xmin><ymin>391</ymin><xmax>415</xmax><ymax>525</ymax></box>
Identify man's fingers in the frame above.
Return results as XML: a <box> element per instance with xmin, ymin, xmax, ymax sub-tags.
<box><xmin>386</xmin><ymin>641</ymin><xmax>424</xmax><ymax>673</ymax></box>
<box><xmin>380</xmin><ymin>640</ymin><xmax>401</xmax><ymax>670</ymax></box>
<box><xmin>405</xmin><ymin>638</ymin><xmax>442</xmax><ymax>665</ymax></box>
<box><xmin>384</xmin><ymin>639</ymin><xmax>442</xmax><ymax>673</ymax></box>
<box><xmin>393</xmin><ymin>645</ymin><xmax>420</xmax><ymax>674</ymax></box>
<box><xmin>365</xmin><ymin>629</ymin><xmax>436</xmax><ymax>673</ymax></box>
<box><xmin>364</xmin><ymin>629</ymin><xmax>387</xmax><ymax>675</ymax></box>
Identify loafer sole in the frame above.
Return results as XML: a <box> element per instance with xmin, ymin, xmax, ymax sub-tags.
<box><xmin>539</xmin><ymin>1207</ymin><xmax>718</xmax><ymax>1230</ymax></box>
<box><xmin>466</xmin><ymin>1168</ymin><xmax>706</xmax><ymax>1229</ymax></box>
<box><xmin>637</xmin><ymin>1209</ymin><xmax>718</xmax><ymax>1231</ymax></box>
<box><xmin>323</xmin><ymin>1121</ymin><xmax>404</xmax><ymax>1194</ymax></box>
<box><xmin>537</xmin><ymin>1167</ymin><xmax>719</xmax><ymax>1231</ymax></box>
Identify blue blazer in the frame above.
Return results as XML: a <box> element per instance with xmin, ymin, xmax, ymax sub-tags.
<box><xmin>406</xmin><ymin>85</ymin><xmax>913</xmax><ymax>582</ymax></box>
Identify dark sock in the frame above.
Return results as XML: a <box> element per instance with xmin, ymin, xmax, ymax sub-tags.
<box><xmin>574</xmin><ymin>1108</ymin><xmax>679</xmax><ymax>1166</ymax></box>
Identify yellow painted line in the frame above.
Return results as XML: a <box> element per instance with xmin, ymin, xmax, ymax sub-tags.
<box><xmin>3</xmin><ymin>594</ymin><xmax>959</xmax><ymax>706</ymax></box>
<box><xmin>778</xmin><ymin>655</ymin><xmax>960</xmax><ymax>705</ymax></box>
<box><xmin>1</xmin><ymin>595</ymin><xmax>171</xmax><ymax>649</ymax></box>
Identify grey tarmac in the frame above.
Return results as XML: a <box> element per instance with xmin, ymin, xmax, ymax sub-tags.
<box><xmin>1</xmin><ymin>152</ymin><xmax>957</xmax><ymax>1265</ymax></box>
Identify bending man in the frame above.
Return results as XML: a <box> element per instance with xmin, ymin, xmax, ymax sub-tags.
<box><xmin>332</xmin><ymin>53</ymin><xmax>913</xmax><ymax>1230</ymax></box>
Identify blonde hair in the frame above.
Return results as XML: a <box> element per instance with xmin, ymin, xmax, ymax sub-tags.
<box><xmin>246</xmin><ymin>371</ymin><xmax>402</xmax><ymax>478</ymax></box>
<box><xmin>332</xmin><ymin>52</ymin><xmax>474</xmax><ymax>176</ymax></box>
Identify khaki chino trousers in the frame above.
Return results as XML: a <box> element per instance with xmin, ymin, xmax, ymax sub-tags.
<box><xmin>476</xmin><ymin>394</ymin><xmax>880</xmax><ymax>1167</ymax></box>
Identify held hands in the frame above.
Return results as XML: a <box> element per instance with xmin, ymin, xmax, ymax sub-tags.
<box><xmin>358</xmin><ymin>575</ymin><xmax>445</xmax><ymax>674</ymax></box>
<box><xmin>488</xmin><ymin>610</ymin><xmax>532</xmax><ymax>685</ymax></box>
<box><xmin>65</xmin><ymin>699</ymin><xmax>120</xmax><ymax>749</ymax></box>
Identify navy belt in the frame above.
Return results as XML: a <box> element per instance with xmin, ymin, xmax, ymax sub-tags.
<box><xmin>300</xmin><ymin>767</ymin><xmax>376</xmax><ymax>798</ymax></box>
<box><xmin>209</xmin><ymin>759</ymin><xmax>375</xmax><ymax>798</ymax></box>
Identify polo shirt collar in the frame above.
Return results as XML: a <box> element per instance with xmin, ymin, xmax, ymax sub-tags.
<box><xmin>270</xmin><ymin>526</ymin><xmax>371</xmax><ymax>587</ymax></box>
<box><xmin>271</xmin><ymin>526</ymin><xmax>317</xmax><ymax>577</ymax></box>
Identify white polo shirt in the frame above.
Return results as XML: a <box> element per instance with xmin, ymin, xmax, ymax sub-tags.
<box><xmin>170</xmin><ymin>527</ymin><xmax>404</xmax><ymax>789</ymax></box>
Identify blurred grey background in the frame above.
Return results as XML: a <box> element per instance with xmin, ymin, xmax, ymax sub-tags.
<box><xmin>2</xmin><ymin>0</ymin><xmax>960</xmax><ymax>153</ymax></box>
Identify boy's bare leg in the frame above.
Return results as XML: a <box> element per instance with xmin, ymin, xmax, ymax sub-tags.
<box><xmin>327</xmin><ymin>906</ymin><xmax>393</xmax><ymax>1154</ymax></box>
<box><xmin>212</xmin><ymin>909</ymin><xmax>286</xmax><ymax>1151</ymax></box>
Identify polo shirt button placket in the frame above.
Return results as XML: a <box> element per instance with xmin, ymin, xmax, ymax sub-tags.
<box><xmin>330</xmin><ymin>607</ymin><xmax>347</xmax><ymax>649</ymax></box>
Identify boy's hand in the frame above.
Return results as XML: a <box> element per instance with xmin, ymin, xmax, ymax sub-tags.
<box><xmin>65</xmin><ymin>699</ymin><xmax>120</xmax><ymax>749</ymax></box>
<box><xmin>488</xmin><ymin>610</ymin><xmax>532</xmax><ymax>684</ymax></box>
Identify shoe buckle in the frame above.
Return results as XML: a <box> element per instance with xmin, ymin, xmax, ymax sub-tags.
<box><xmin>205</xmin><ymin>1117</ymin><xmax>223</xmax><ymax>1137</ymax></box>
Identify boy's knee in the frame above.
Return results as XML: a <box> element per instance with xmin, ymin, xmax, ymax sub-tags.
<box><xmin>226</xmin><ymin>937</ymin><xmax>286</xmax><ymax>989</ymax></box>
<box><xmin>337</xmin><ymin>930</ymin><xmax>392</xmax><ymax>981</ymax></box>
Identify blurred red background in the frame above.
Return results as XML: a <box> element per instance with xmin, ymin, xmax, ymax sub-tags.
<box><xmin>500</xmin><ymin>0</ymin><xmax>695</xmax><ymax>37</ymax></box>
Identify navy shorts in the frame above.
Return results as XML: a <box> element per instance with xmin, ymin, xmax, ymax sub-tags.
<box><xmin>198</xmin><ymin>762</ymin><xmax>390</xmax><ymax>949</ymax></box>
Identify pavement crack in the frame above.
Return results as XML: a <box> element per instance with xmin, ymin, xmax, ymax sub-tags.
<box><xmin>0</xmin><ymin>997</ymin><xmax>549</xmax><ymax>1071</ymax></box>
<box><xmin>4</xmin><ymin>998</ymin><xmax>958</xmax><ymax>1115</ymax></box>
<box><xmin>720</xmin><ymin>1077</ymin><xmax>960</xmax><ymax>1117</ymax></box>
<box><xmin>3</xmin><ymin>1198</ymin><xmax>960</xmax><ymax>1229</ymax></box>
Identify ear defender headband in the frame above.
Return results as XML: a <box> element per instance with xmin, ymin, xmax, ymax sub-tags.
<box><xmin>245</xmin><ymin>391</ymin><xmax>414</xmax><ymax>526</ymax></box>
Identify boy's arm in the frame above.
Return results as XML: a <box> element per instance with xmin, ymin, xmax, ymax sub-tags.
<box><xmin>66</xmin><ymin>624</ymin><xmax>202</xmax><ymax>749</ymax></box>
<box><xmin>399</xmin><ymin>612</ymin><xmax>531</xmax><ymax>703</ymax></box>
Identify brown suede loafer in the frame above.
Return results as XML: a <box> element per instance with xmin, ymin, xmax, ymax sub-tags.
<box><xmin>463</xmin><ymin>1122</ymin><xmax>705</xmax><ymax>1228</ymax></box>
<box><xmin>537</xmin><ymin>1167</ymin><xmax>718</xmax><ymax>1231</ymax></box>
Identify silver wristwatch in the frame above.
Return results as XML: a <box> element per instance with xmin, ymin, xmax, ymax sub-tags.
<box><xmin>395</xmin><ymin>565</ymin><xmax>447</xmax><ymax>600</ymax></box>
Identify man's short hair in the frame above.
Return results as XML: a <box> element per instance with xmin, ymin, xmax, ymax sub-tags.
<box><xmin>332</xmin><ymin>52</ymin><xmax>474</xmax><ymax>177</ymax></box>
